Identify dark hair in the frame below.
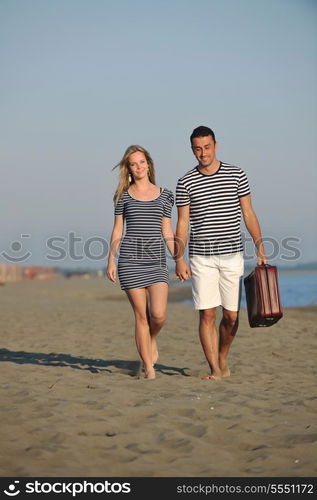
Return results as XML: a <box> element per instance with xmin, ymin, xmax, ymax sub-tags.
<box><xmin>190</xmin><ymin>125</ymin><xmax>216</xmax><ymax>144</ymax></box>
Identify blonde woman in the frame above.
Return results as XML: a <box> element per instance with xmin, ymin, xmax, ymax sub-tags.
<box><xmin>107</xmin><ymin>145</ymin><xmax>174</xmax><ymax>380</ymax></box>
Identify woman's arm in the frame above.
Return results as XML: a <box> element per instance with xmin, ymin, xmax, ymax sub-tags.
<box><xmin>107</xmin><ymin>215</ymin><xmax>124</xmax><ymax>282</ymax></box>
<box><xmin>162</xmin><ymin>217</ymin><xmax>174</xmax><ymax>257</ymax></box>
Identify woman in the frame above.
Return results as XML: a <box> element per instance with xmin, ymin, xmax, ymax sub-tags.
<box><xmin>106</xmin><ymin>145</ymin><xmax>174</xmax><ymax>380</ymax></box>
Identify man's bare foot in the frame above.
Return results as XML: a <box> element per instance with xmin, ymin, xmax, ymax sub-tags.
<box><xmin>201</xmin><ymin>374</ymin><xmax>222</xmax><ymax>380</ymax></box>
<box><xmin>144</xmin><ymin>366</ymin><xmax>156</xmax><ymax>380</ymax></box>
<box><xmin>219</xmin><ymin>358</ymin><xmax>231</xmax><ymax>377</ymax></box>
<box><xmin>221</xmin><ymin>368</ymin><xmax>231</xmax><ymax>377</ymax></box>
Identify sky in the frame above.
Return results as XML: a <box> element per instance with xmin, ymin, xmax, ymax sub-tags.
<box><xmin>1</xmin><ymin>0</ymin><xmax>316</xmax><ymax>268</ymax></box>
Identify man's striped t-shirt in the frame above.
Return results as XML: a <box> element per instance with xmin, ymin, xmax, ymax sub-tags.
<box><xmin>175</xmin><ymin>162</ymin><xmax>250</xmax><ymax>256</ymax></box>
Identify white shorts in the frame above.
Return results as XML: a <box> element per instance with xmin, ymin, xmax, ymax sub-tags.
<box><xmin>189</xmin><ymin>253</ymin><xmax>244</xmax><ymax>311</ymax></box>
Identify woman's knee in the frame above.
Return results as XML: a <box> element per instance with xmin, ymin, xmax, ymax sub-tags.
<box><xmin>134</xmin><ymin>311</ymin><xmax>149</xmax><ymax>324</ymax></box>
<box><xmin>150</xmin><ymin>312</ymin><xmax>166</xmax><ymax>327</ymax></box>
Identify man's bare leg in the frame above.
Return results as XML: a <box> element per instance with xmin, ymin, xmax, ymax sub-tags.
<box><xmin>199</xmin><ymin>308</ymin><xmax>222</xmax><ymax>380</ymax></box>
<box><xmin>218</xmin><ymin>308</ymin><xmax>239</xmax><ymax>377</ymax></box>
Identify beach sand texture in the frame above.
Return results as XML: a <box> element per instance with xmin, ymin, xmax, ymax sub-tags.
<box><xmin>1</xmin><ymin>278</ymin><xmax>316</xmax><ymax>477</ymax></box>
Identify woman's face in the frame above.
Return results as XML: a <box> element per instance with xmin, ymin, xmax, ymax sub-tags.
<box><xmin>128</xmin><ymin>151</ymin><xmax>149</xmax><ymax>180</ymax></box>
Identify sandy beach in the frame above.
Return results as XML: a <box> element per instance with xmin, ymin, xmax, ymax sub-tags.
<box><xmin>0</xmin><ymin>277</ymin><xmax>316</xmax><ymax>477</ymax></box>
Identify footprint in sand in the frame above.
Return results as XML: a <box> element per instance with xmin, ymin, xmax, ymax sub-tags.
<box><xmin>286</xmin><ymin>433</ymin><xmax>317</xmax><ymax>445</ymax></box>
<box><xmin>176</xmin><ymin>409</ymin><xmax>197</xmax><ymax>418</ymax></box>
<box><xmin>177</xmin><ymin>423</ymin><xmax>207</xmax><ymax>438</ymax></box>
<box><xmin>157</xmin><ymin>432</ymin><xmax>193</xmax><ymax>453</ymax></box>
<box><xmin>125</xmin><ymin>443</ymin><xmax>160</xmax><ymax>455</ymax></box>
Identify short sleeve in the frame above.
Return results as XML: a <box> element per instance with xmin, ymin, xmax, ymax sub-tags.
<box><xmin>163</xmin><ymin>190</ymin><xmax>174</xmax><ymax>218</ymax></box>
<box><xmin>114</xmin><ymin>196</ymin><xmax>124</xmax><ymax>216</ymax></box>
<box><xmin>176</xmin><ymin>178</ymin><xmax>190</xmax><ymax>206</ymax></box>
<box><xmin>238</xmin><ymin>169</ymin><xmax>251</xmax><ymax>198</ymax></box>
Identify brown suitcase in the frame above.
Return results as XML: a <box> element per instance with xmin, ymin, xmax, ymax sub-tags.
<box><xmin>244</xmin><ymin>264</ymin><xmax>283</xmax><ymax>328</ymax></box>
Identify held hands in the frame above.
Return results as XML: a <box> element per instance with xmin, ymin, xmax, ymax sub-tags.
<box><xmin>175</xmin><ymin>259</ymin><xmax>191</xmax><ymax>282</ymax></box>
<box><xmin>106</xmin><ymin>262</ymin><xmax>117</xmax><ymax>282</ymax></box>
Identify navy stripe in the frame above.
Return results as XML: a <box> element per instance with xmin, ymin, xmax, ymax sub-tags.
<box><xmin>176</xmin><ymin>162</ymin><xmax>250</xmax><ymax>256</ymax></box>
<box><xmin>114</xmin><ymin>189</ymin><xmax>174</xmax><ymax>290</ymax></box>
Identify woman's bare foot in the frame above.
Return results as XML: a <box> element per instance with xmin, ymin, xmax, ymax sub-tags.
<box><xmin>151</xmin><ymin>337</ymin><xmax>159</xmax><ymax>366</ymax></box>
<box><xmin>142</xmin><ymin>362</ymin><xmax>155</xmax><ymax>372</ymax></box>
<box><xmin>144</xmin><ymin>366</ymin><xmax>156</xmax><ymax>380</ymax></box>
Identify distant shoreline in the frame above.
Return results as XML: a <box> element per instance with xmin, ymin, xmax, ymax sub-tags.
<box><xmin>169</xmin><ymin>269</ymin><xmax>317</xmax><ymax>277</ymax></box>
<box><xmin>2</xmin><ymin>276</ymin><xmax>316</xmax><ymax>309</ymax></box>
<box><xmin>276</xmin><ymin>269</ymin><xmax>317</xmax><ymax>275</ymax></box>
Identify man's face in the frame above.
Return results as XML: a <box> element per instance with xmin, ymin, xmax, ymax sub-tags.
<box><xmin>191</xmin><ymin>135</ymin><xmax>217</xmax><ymax>168</ymax></box>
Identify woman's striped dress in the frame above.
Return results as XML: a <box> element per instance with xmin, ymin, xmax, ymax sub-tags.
<box><xmin>114</xmin><ymin>188</ymin><xmax>174</xmax><ymax>290</ymax></box>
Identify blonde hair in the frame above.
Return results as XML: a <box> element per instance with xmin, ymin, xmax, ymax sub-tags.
<box><xmin>112</xmin><ymin>145</ymin><xmax>156</xmax><ymax>205</ymax></box>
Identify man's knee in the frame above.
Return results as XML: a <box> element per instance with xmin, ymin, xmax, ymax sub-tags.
<box><xmin>199</xmin><ymin>308</ymin><xmax>217</xmax><ymax>325</ymax></box>
<box><xmin>222</xmin><ymin>310</ymin><xmax>239</xmax><ymax>328</ymax></box>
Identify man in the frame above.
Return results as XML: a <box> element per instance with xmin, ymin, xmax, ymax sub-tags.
<box><xmin>175</xmin><ymin>125</ymin><xmax>267</xmax><ymax>380</ymax></box>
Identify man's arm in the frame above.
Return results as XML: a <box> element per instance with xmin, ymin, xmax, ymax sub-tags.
<box><xmin>240</xmin><ymin>194</ymin><xmax>267</xmax><ymax>265</ymax></box>
<box><xmin>175</xmin><ymin>205</ymin><xmax>191</xmax><ymax>281</ymax></box>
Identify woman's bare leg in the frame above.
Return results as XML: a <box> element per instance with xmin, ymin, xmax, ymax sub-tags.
<box><xmin>147</xmin><ymin>282</ymin><xmax>168</xmax><ymax>365</ymax></box>
<box><xmin>125</xmin><ymin>288</ymin><xmax>155</xmax><ymax>379</ymax></box>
